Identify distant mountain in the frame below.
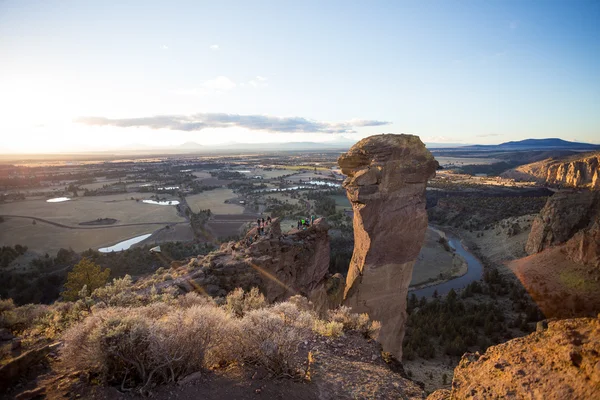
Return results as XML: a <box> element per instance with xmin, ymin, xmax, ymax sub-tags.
<box><xmin>178</xmin><ymin>141</ymin><xmax>204</xmax><ymax>149</ymax></box>
<box><xmin>465</xmin><ymin>138</ymin><xmax>600</xmax><ymax>151</ymax></box>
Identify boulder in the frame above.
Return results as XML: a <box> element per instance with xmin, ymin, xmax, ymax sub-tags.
<box><xmin>338</xmin><ymin>134</ymin><xmax>437</xmax><ymax>358</ymax></box>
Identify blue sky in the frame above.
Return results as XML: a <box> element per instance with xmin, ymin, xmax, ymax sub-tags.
<box><xmin>0</xmin><ymin>0</ymin><xmax>598</xmax><ymax>152</ymax></box>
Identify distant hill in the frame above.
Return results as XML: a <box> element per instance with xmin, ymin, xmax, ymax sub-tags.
<box><xmin>465</xmin><ymin>138</ymin><xmax>600</xmax><ymax>151</ymax></box>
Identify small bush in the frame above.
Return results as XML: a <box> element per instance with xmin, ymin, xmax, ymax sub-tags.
<box><xmin>238</xmin><ymin>307</ymin><xmax>311</xmax><ymax>376</ymax></box>
<box><xmin>327</xmin><ymin>306</ymin><xmax>380</xmax><ymax>339</ymax></box>
<box><xmin>225</xmin><ymin>287</ymin><xmax>266</xmax><ymax>317</ymax></box>
<box><xmin>313</xmin><ymin>320</ymin><xmax>344</xmax><ymax>337</ymax></box>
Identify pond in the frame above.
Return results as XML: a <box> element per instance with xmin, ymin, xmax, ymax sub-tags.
<box><xmin>142</xmin><ymin>199</ymin><xmax>180</xmax><ymax>205</ymax></box>
<box><xmin>46</xmin><ymin>197</ymin><xmax>71</xmax><ymax>203</ymax></box>
<box><xmin>409</xmin><ymin>231</ymin><xmax>484</xmax><ymax>298</ymax></box>
<box><xmin>98</xmin><ymin>233</ymin><xmax>152</xmax><ymax>253</ymax></box>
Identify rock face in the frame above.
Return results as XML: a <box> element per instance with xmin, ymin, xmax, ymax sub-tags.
<box><xmin>526</xmin><ymin>191</ymin><xmax>600</xmax><ymax>267</ymax></box>
<box><xmin>338</xmin><ymin>134</ymin><xmax>437</xmax><ymax>358</ymax></box>
<box><xmin>178</xmin><ymin>218</ymin><xmax>341</xmax><ymax>312</ymax></box>
<box><xmin>502</xmin><ymin>151</ymin><xmax>600</xmax><ymax>189</ymax></box>
<box><xmin>429</xmin><ymin>317</ymin><xmax>600</xmax><ymax>399</ymax></box>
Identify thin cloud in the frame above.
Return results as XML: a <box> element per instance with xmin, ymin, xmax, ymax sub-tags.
<box><xmin>476</xmin><ymin>133</ymin><xmax>502</xmax><ymax>138</ymax></box>
<box><xmin>161</xmin><ymin>44</ymin><xmax>169</xmax><ymax>50</ymax></box>
<box><xmin>202</xmin><ymin>76</ymin><xmax>236</xmax><ymax>91</ymax></box>
<box><xmin>209</xmin><ymin>44</ymin><xmax>219</xmax><ymax>50</ymax></box>
<box><xmin>509</xmin><ymin>20</ymin><xmax>519</xmax><ymax>30</ymax></box>
<box><xmin>75</xmin><ymin>113</ymin><xmax>391</xmax><ymax>134</ymax></box>
<box><xmin>247</xmin><ymin>76</ymin><xmax>268</xmax><ymax>88</ymax></box>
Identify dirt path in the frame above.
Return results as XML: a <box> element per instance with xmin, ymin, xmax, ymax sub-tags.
<box><xmin>0</xmin><ymin>215</ymin><xmax>186</xmax><ymax>230</ymax></box>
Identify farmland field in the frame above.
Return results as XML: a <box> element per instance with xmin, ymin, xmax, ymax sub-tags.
<box><xmin>0</xmin><ymin>192</ymin><xmax>184</xmax><ymax>226</ymax></box>
<box><xmin>186</xmin><ymin>188</ymin><xmax>244</xmax><ymax>214</ymax></box>
<box><xmin>0</xmin><ymin>216</ymin><xmax>161</xmax><ymax>255</ymax></box>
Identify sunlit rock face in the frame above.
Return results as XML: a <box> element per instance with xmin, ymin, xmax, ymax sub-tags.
<box><xmin>338</xmin><ymin>134</ymin><xmax>438</xmax><ymax>358</ymax></box>
<box><xmin>526</xmin><ymin>190</ymin><xmax>600</xmax><ymax>268</ymax></box>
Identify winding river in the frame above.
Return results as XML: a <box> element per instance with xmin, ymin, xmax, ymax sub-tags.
<box><xmin>409</xmin><ymin>232</ymin><xmax>484</xmax><ymax>298</ymax></box>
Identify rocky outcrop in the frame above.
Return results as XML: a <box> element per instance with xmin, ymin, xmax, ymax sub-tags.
<box><xmin>178</xmin><ymin>218</ymin><xmax>340</xmax><ymax>312</ymax></box>
<box><xmin>502</xmin><ymin>151</ymin><xmax>600</xmax><ymax>189</ymax></box>
<box><xmin>0</xmin><ymin>343</ymin><xmax>60</xmax><ymax>391</ymax></box>
<box><xmin>429</xmin><ymin>316</ymin><xmax>600</xmax><ymax>399</ymax></box>
<box><xmin>338</xmin><ymin>134</ymin><xmax>437</xmax><ymax>358</ymax></box>
<box><xmin>526</xmin><ymin>191</ymin><xmax>600</xmax><ymax>267</ymax></box>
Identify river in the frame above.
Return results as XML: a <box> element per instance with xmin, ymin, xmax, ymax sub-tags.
<box><xmin>409</xmin><ymin>231</ymin><xmax>484</xmax><ymax>298</ymax></box>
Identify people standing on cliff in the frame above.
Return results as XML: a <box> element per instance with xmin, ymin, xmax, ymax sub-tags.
<box><xmin>257</xmin><ymin>218</ymin><xmax>261</xmax><ymax>228</ymax></box>
<box><xmin>297</xmin><ymin>220</ymin><xmax>301</xmax><ymax>229</ymax></box>
<box><xmin>311</xmin><ymin>215</ymin><xmax>315</xmax><ymax>225</ymax></box>
<box><xmin>261</xmin><ymin>217</ymin><xmax>265</xmax><ymax>227</ymax></box>
<box><xmin>267</xmin><ymin>216</ymin><xmax>272</xmax><ymax>225</ymax></box>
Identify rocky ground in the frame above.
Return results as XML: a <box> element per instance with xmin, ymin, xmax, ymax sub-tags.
<box><xmin>429</xmin><ymin>316</ymin><xmax>600</xmax><ymax>399</ymax></box>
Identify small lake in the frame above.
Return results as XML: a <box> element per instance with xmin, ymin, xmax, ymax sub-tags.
<box><xmin>143</xmin><ymin>199</ymin><xmax>180</xmax><ymax>205</ymax></box>
<box><xmin>307</xmin><ymin>180</ymin><xmax>340</xmax><ymax>187</ymax></box>
<box><xmin>46</xmin><ymin>197</ymin><xmax>71</xmax><ymax>203</ymax></box>
<box><xmin>255</xmin><ymin>181</ymin><xmax>341</xmax><ymax>193</ymax></box>
<box><xmin>98</xmin><ymin>233</ymin><xmax>152</xmax><ymax>253</ymax></box>
<box><xmin>409</xmin><ymin>232</ymin><xmax>484</xmax><ymax>298</ymax></box>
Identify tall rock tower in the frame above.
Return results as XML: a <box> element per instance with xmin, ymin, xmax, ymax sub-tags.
<box><xmin>338</xmin><ymin>134</ymin><xmax>437</xmax><ymax>358</ymax></box>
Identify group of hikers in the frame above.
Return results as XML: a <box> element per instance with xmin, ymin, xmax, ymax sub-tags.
<box><xmin>256</xmin><ymin>216</ymin><xmax>272</xmax><ymax>236</ymax></box>
<box><xmin>297</xmin><ymin>215</ymin><xmax>316</xmax><ymax>230</ymax></box>
<box><xmin>241</xmin><ymin>214</ymin><xmax>317</xmax><ymax>248</ymax></box>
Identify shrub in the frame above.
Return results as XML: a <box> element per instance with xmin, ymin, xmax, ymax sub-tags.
<box><xmin>225</xmin><ymin>287</ymin><xmax>266</xmax><ymax>317</ymax></box>
<box><xmin>62</xmin><ymin>304</ymin><xmax>235</xmax><ymax>393</ymax></box>
<box><xmin>0</xmin><ymin>300</ymin><xmax>50</xmax><ymax>333</ymax></box>
<box><xmin>238</xmin><ymin>306</ymin><xmax>311</xmax><ymax>376</ymax></box>
<box><xmin>327</xmin><ymin>306</ymin><xmax>381</xmax><ymax>339</ymax></box>
<box><xmin>92</xmin><ymin>275</ymin><xmax>140</xmax><ymax>307</ymax></box>
<box><xmin>177</xmin><ymin>292</ymin><xmax>215</xmax><ymax>308</ymax></box>
<box><xmin>313</xmin><ymin>320</ymin><xmax>344</xmax><ymax>337</ymax></box>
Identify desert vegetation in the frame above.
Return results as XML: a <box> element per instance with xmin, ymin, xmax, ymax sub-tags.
<box><xmin>1</xmin><ymin>279</ymin><xmax>381</xmax><ymax>396</ymax></box>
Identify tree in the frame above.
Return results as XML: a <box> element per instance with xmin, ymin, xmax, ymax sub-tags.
<box><xmin>63</xmin><ymin>258</ymin><xmax>110</xmax><ymax>301</ymax></box>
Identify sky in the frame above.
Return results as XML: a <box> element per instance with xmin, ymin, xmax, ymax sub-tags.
<box><xmin>1</xmin><ymin>0</ymin><xmax>599</xmax><ymax>153</ymax></box>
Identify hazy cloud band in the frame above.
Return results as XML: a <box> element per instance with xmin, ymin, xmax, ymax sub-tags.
<box><xmin>75</xmin><ymin>113</ymin><xmax>390</xmax><ymax>134</ymax></box>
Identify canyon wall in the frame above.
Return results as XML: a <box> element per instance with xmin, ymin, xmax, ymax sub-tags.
<box><xmin>502</xmin><ymin>152</ymin><xmax>600</xmax><ymax>189</ymax></box>
<box><xmin>526</xmin><ymin>191</ymin><xmax>600</xmax><ymax>268</ymax></box>
<box><xmin>338</xmin><ymin>134</ymin><xmax>437</xmax><ymax>358</ymax></box>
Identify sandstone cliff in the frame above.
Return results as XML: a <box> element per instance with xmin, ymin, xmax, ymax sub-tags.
<box><xmin>429</xmin><ymin>316</ymin><xmax>600</xmax><ymax>399</ymax></box>
<box><xmin>174</xmin><ymin>218</ymin><xmax>343</xmax><ymax>312</ymax></box>
<box><xmin>526</xmin><ymin>191</ymin><xmax>600</xmax><ymax>268</ymax></box>
<box><xmin>502</xmin><ymin>151</ymin><xmax>600</xmax><ymax>189</ymax></box>
<box><xmin>338</xmin><ymin>134</ymin><xmax>438</xmax><ymax>358</ymax></box>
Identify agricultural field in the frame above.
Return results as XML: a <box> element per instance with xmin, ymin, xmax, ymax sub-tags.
<box><xmin>0</xmin><ymin>216</ymin><xmax>161</xmax><ymax>255</ymax></box>
<box><xmin>0</xmin><ymin>193</ymin><xmax>183</xmax><ymax>226</ymax></box>
<box><xmin>253</xmin><ymin>168</ymin><xmax>294</xmax><ymax>179</ymax></box>
<box><xmin>186</xmin><ymin>188</ymin><xmax>244</xmax><ymax>214</ymax></box>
